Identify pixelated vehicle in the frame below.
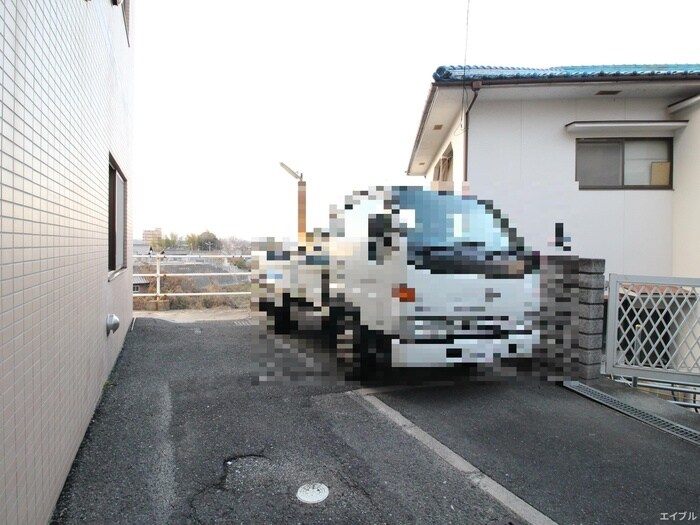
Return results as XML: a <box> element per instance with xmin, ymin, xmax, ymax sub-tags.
<box><xmin>253</xmin><ymin>186</ymin><xmax>541</xmax><ymax>376</ymax></box>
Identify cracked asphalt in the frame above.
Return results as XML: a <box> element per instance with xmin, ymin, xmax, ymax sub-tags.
<box><xmin>50</xmin><ymin>318</ymin><xmax>520</xmax><ymax>525</ymax></box>
<box><xmin>50</xmin><ymin>317</ymin><xmax>700</xmax><ymax>524</ymax></box>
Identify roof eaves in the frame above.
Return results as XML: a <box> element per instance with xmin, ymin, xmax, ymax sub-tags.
<box><xmin>433</xmin><ymin>64</ymin><xmax>700</xmax><ymax>85</ymax></box>
<box><xmin>406</xmin><ymin>84</ymin><xmax>439</xmax><ymax>176</ymax></box>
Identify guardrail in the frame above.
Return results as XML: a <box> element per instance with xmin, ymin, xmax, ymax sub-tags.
<box><xmin>133</xmin><ymin>254</ymin><xmax>251</xmax><ymax>299</ymax></box>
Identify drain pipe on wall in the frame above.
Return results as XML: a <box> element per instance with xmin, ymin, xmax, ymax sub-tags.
<box><xmin>463</xmin><ymin>80</ymin><xmax>481</xmax><ymax>194</ymax></box>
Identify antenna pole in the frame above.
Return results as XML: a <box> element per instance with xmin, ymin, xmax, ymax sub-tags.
<box><xmin>280</xmin><ymin>162</ymin><xmax>302</xmax><ymax>181</ymax></box>
<box><xmin>297</xmin><ymin>179</ymin><xmax>306</xmax><ymax>244</ymax></box>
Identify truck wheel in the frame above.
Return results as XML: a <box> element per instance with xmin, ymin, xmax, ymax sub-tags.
<box><xmin>272</xmin><ymin>293</ymin><xmax>293</xmax><ymax>335</ymax></box>
<box><xmin>257</xmin><ymin>295</ymin><xmax>293</xmax><ymax>336</ymax></box>
<box><xmin>333</xmin><ymin>309</ymin><xmax>368</xmax><ymax>380</ymax></box>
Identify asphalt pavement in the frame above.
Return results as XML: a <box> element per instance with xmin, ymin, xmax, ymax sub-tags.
<box><xmin>51</xmin><ymin>318</ymin><xmax>520</xmax><ymax>525</ymax></box>
<box><xmin>377</xmin><ymin>380</ymin><xmax>699</xmax><ymax>525</ymax></box>
<box><xmin>50</xmin><ymin>317</ymin><xmax>700</xmax><ymax>525</ymax></box>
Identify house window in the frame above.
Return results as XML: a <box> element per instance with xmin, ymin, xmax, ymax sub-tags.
<box><xmin>109</xmin><ymin>156</ymin><xmax>127</xmax><ymax>273</ymax></box>
<box><xmin>576</xmin><ymin>138</ymin><xmax>672</xmax><ymax>189</ymax></box>
<box><xmin>132</xmin><ymin>285</ymin><xmax>139</xmax><ymax>293</ymax></box>
<box><xmin>433</xmin><ymin>144</ymin><xmax>453</xmax><ymax>182</ymax></box>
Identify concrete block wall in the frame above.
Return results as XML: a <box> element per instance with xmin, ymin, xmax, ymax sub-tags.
<box><xmin>534</xmin><ymin>256</ymin><xmax>606</xmax><ymax>382</ymax></box>
<box><xmin>0</xmin><ymin>2</ymin><xmax>133</xmax><ymax>524</ymax></box>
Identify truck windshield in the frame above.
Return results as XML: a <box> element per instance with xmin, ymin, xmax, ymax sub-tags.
<box><xmin>395</xmin><ymin>188</ymin><xmax>535</xmax><ymax>277</ymax></box>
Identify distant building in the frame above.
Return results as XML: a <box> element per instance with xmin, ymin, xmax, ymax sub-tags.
<box><xmin>134</xmin><ymin>239</ymin><xmax>151</xmax><ymax>255</ymax></box>
<box><xmin>408</xmin><ymin>64</ymin><xmax>700</xmax><ymax>277</ymax></box>
<box><xmin>133</xmin><ymin>276</ymin><xmax>150</xmax><ymax>293</ymax></box>
<box><xmin>0</xmin><ymin>2</ymin><xmax>134</xmax><ymax>523</ymax></box>
<box><xmin>143</xmin><ymin>227</ymin><xmax>163</xmax><ymax>246</ymax></box>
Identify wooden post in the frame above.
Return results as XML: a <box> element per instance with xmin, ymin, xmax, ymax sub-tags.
<box><xmin>156</xmin><ymin>256</ymin><xmax>161</xmax><ymax>297</ymax></box>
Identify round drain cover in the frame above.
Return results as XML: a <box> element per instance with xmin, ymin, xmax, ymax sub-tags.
<box><xmin>296</xmin><ymin>483</ymin><xmax>329</xmax><ymax>504</ymax></box>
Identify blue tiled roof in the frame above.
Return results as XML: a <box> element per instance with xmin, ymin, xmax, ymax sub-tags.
<box><xmin>433</xmin><ymin>64</ymin><xmax>700</xmax><ymax>82</ymax></box>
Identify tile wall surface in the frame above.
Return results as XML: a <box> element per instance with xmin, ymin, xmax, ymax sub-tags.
<box><xmin>0</xmin><ymin>1</ymin><xmax>133</xmax><ymax>523</ymax></box>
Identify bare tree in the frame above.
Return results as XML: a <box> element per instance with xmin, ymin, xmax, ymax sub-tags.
<box><xmin>163</xmin><ymin>232</ymin><xmax>180</xmax><ymax>249</ymax></box>
<box><xmin>185</xmin><ymin>233</ymin><xmax>199</xmax><ymax>252</ymax></box>
<box><xmin>221</xmin><ymin>236</ymin><xmax>251</xmax><ymax>255</ymax></box>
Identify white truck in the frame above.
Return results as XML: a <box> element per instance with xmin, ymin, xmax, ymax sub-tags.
<box><xmin>253</xmin><ymin>186</ymin><xmax>541</xmax><ymax>377</ymax></box>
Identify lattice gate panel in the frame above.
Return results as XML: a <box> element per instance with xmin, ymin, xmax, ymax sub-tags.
<box><xmin>606</xmin><ymin>275</ymin><xmax>700</xmax><ymax>385</ymax></box>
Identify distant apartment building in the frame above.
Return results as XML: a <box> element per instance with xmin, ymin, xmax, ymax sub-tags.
<box><xmin>0</xmin><ymin>2</ymin><xmax>134</xmax><ymax>524</ymax></box>
<box><xmin>142</xmin><ymin>227</ymin><xmax>163</xmax><ymax>245</ymax></box>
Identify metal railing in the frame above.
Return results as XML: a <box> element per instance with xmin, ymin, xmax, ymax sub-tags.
<box><xmin>133</xmin><ymin>254</ymin><xmax>251</xmax><ymax>298</ymax></box>
<box><xmin>606</xmin><ymin>274</ymin><xmax>700</xmax><ymax>385</ymax></box>
<box><xmin>613</xmin><ymin>376</ymin><xmax>700</xmax><ymax>412</ymax></box>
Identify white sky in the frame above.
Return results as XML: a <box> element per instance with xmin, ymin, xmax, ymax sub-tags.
<box><xmin>132</xmin><ymin>0</ymin><xmax>700</xmax><ymax>242</ymax></box>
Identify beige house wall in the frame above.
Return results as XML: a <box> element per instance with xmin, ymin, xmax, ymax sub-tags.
<box><xmin>450</xmin><ymin>96</ymin><xmax>676</xmax><ymax>276</ymax></box>
<box><xmin>0</xmin><ymin>2</ymin><xmax>134</xmax><ymax>524</ymax></box>
<box><xmin>427</xmin><ymin>113</ymin><xmax>465</xmax><ymax>194</ymax></box>
<box><xmin>671</xmin><ymin>101</ymin><xmax>700</xmax><ymax>278</ymax></box>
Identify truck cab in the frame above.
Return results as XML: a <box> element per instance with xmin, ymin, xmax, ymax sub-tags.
<box><xmin>254</xmin><ymin>186</ymin><xmax>541</xmax><ymax>375</ymax></box>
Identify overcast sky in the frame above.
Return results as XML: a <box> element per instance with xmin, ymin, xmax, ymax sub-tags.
<box><xmin>132</xmin><ymin>0</ymin><xmax>699</xmax><ymax>242</ymax></box>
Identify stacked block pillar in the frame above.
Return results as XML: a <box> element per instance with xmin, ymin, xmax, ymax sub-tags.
<box><xmin>577</xmin><ymin>259</ymin><xmax>606</xmax><ymax>381</ymax></box>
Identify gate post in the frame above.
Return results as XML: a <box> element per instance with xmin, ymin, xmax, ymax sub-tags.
<box><xmin>578</xmin><ymin>259</ymin><xmax>606</xmax><ymax>382</ymax></box>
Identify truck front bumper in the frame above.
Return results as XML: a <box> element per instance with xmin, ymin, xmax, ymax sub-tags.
<box><xmin>391</xmin><ymin>332</ymin><xmax>539</xmax><ymax>366</ymax></box>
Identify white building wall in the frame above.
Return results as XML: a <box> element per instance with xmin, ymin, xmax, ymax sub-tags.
<box><xmin>671</xmin><ymin>101</ymin><xmax>700</xmax><ymax>278</ymax></box>
<box><xmin>426</xmin><ymin>113</ymin><xmax>465</xmax><ymax>193</ymax></box>
<box><xmin>464</xmin><ymin>97</ymin><xmax>676</xmax><ymax>277</ymax></box>
<box><xmin>0</xmin><ymin>3</ymin><xmax>133</xmax><ymax>524</ymax></box>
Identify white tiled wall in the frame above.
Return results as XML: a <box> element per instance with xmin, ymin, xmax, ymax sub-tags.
<box><xmin>0</xmin><ymin>2</ymin><xmax>133</xmax><ymax>524</ymax></box>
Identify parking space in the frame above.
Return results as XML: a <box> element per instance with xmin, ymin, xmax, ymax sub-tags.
<box><xmin>52</xmin><ymin>320</ymin><xmax>520</xmax><ymax>524</ymax></box>
<box><xmin>52</xmin><ymin>318</ymin><xmax>699</xmax><ymax>525</ymax></box>
<box><xmin>372</xmin><ymin>378</ymin><xmax>700</xmax><ymax>525</ymax></box>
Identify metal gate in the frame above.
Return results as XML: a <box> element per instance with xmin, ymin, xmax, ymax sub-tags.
<box><xmin>606</xmin><ymin>274</ymin><xmax>700</xmax><ymax>385</ymax></box>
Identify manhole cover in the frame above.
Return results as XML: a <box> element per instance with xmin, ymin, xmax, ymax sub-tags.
<box><xmin>296</xmin><ymin>483</ymin><xmax>329</xmax><ymax>504</ymax></box>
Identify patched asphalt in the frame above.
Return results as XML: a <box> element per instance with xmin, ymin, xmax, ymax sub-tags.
<box><xmin>51</xmin><ymin>317</ymin><xmax>700</xmax><ymax>525</ymax></box>
<box><xmin>51</xmin><ymin>319</ymin><xmax>520</xmax><ymax>525</ymax></box>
